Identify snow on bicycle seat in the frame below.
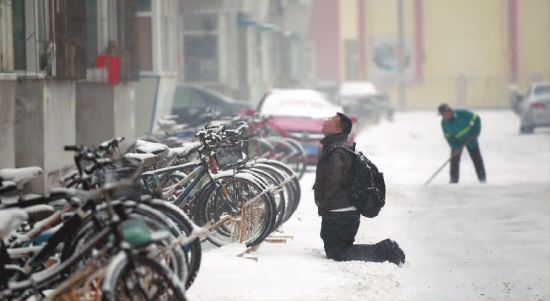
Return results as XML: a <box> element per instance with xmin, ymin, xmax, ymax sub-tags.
<box><xmin>135</xmin><ymin>139</ymin><xmax>169</xmax><ymax>155</ymax></box>
<box><xmin>124</xmin><ymin>153</ymin><xmax>159</xmax><ymax>167</ymax></box>
<box><xmin>157</xmin><ymin>119</ymin><xmax>177</xmax><ymax>128</ymax></box>
<box><xmin>0</xmin><ymin>167</ymin><xmax>43</xmax><ymax>189</ymax></box>
<box><xmin>0</xmin><ymin>181</ymin><xmax>17</xmax><ymax>195</ymax></box>
<box><xmin>124</xmin><ymin>153</ymin><xmax>156</xmax><ymax>161</ymax></box>
<box><xmin>0</xmin><ymin>166</ymin><xmax>42</xmax><ymax>188</ymax></box>
<box><xmin>168</xmin><ymin>141</ymin><xmax>201</xmax><ymax>157</ymax></box>
<box><xmin>0</xmin><ymin>208</ymin><xmax>28</xmax><ymax>239</ymax></box>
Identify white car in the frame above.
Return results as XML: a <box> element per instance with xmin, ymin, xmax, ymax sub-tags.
<box><xmin>338</xmin><ymin>81</ymin><xmax>394</xmax><ymax>123</ymax></box>
<box><xmin>515</xmin><ymin>82</ymin><xmax>550</xmax><ymax>133</ymax></box>
<box><xmin>257</xmin><ymin>89</ymin><xmax>352</xmax><ymax>164</ymax></box>
<box><xmin>258</xmin><ymin>89</ymin><xmax>343</xmax><ymax>119</ymax></box>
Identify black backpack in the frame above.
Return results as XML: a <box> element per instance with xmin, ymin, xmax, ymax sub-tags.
<box><xmin>325</xmin><ymin>143</ymin><xmax>386</xmax><ymax>218</ymax></box>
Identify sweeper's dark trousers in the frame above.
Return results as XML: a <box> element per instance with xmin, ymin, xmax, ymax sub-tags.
<box><xmin>450</xmin><ymin>144</ymin><xmax>486</xmax><ymax>183</ymax></box>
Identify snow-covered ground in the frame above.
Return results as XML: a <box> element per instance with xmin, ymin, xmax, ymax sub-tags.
<box><xmin>187</xmin><ymin>110</ymin><xmax>550</xmax><ymax>301</ymax></box>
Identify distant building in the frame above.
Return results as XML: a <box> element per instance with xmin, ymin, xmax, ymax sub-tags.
<box><xmin>308</xmin><ymin>0</ymin><xmax>550</xmax><ymax>109</ymax></box>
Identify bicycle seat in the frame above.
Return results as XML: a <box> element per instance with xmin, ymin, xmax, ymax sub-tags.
<box><xmin>124</xmin><ymin>153</ymin><xmax>158</xmax><ymax>168</ymax></box>
<box><xmin>135</xmin><ymin>139</ymin><xmax>169</xmax><ymax>155</ymax></box>
<box><xmin>0</xmin><ymin>167</ymin><xmax>43</xmax><ymax>189</ymax></box>
<box><xmin>1</xmin><ymin>193</ymin><xmax>44</xmax><ymax>207</ymax></box>
<box><xmin>157</xmin><ymin>119</ymin><xmax>177</xmax><ymax>127</ymax></box>
<box><xmin>0</xmin><ymin>208</ymin><xmax>28</xmax><ymax>239</ymax></box>
<box><xmin>0</xmin><ymin>181</ymin><xmax>17</xmax><ymax>195</ymax></box>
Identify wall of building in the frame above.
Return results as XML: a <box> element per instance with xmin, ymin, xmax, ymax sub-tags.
<box><xmin>75</xmin><ymin>82</ymin><xmax>136</xmax><ymax>151</ymax></box>
<box><xmin>404</xmin><ymin>0</ymin><xmax>511</xmax><ymax>108</ymax></box>
<box><xmin>517</xmin><ymin>0</ymin><xmax>550</xmax><ymax>90</ymax></box>
<box><xmin>0</xmin><ymin>75</ymin><xmax>16</xmax><ymax>168</ymax></box>
<box><xmin>339</xmin><ymin>0</ymin><xmax>358</xmax><ymax>80</ymax></box>
<box><xmin>151</xmin><ymin>75</ymin><xmax>178</xmax><ymax>131</ymax></box>
<box><xmin>15</xmin><ymin>80</ymin><xmax>76</xmax><ymax>193</ymax></box>
<box><xmin>308</xmin><ymin>0</ymin><xmax>341</xmax><ymax>82</ymax></box>
<box><xmin>113</xmin><ymin>82</ymin><xmax>136</xmax><ymax>149</ymax></box>
<box><xmin>334</xmin><ymin>0</ymin><xmax>550</xmax><ymax>109</ymax></box>
<box><xmin>76</xmin><ymin>83</ymin><xmax>116</xmax><ymax>146</ymax></box>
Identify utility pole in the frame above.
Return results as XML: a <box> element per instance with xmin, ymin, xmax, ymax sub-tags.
<box><xmin>397</xmin><ymin>0</ymin><xmax>406</xmax><ymax>110</ymax></box>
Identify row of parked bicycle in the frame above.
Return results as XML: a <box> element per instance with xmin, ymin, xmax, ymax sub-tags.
<box><xmin>0</xmin><ymin>114</ymin><xmax>307</xmax><ymax>300</ymax></box>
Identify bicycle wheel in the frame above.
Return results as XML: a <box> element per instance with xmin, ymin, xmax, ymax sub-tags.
<box><xmin>282</xmin><ymin>138</ymin><xmax>307</xmax><ymax>180</ymax></box>
<box><xmin>193</xmin><ymin>173</ymin><xmax>277</xmax><ymax>247</ymax></box>
<box><xmin>102</xmin><ymin>252</ymin><xmax>187</xmax><ymax>301</ymax></box>
<box><xmin>61</xmin><ymin>202</ymin><xmax>188</xmax><ymax>283</ymax></box>
<box><xmin>146</xmin><ymin>199</ymin><xmax>202</xmax><ymax>289</ymax></box>
<box><xmin>255</xmin><ymin>159</ymin><xmax>301</xmax><ymax>223</ymax></box>
<box><xmin>243</xmin><ymin>166</ymin><xmax>287</xmax><ymax>229</ymax></box>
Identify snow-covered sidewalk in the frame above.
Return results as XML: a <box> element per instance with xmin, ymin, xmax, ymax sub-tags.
<box><xmin>187</xmin><ymin>110</ymin><xmax>549</xmax><ymax>301</ymax></box>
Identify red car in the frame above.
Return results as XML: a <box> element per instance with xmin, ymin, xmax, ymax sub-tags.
<box><xmin>257</xmin><ymin>89</ymin><xmax>356</xmax><ymax>164</ymax></box>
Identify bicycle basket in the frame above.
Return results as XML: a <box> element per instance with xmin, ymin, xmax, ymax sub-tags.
<box><xmin>215</xmin><ymin>144</ymin><xmax>246</xmax><ymax>169</ymax></box>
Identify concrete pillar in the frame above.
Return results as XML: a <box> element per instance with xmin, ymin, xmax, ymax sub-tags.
<box><xmin>15</xmin><ymin>80</ymin><xmax>76</xmax><ymax>193</ymax></box>
<box><xmin>0</xmin><ymin>73</ymin><xmax>16</xmax><ymax>168</ymax></box>
<box><xmin>76</xmin><ymin>82</ymin><xmax>136</xmax><ymax>151</ymax></box>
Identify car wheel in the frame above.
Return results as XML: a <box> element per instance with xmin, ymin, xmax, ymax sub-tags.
<box><xmin>520</xmin><ymin>124</ymin><xmax>534</xmax><ymax>134</ymax></box>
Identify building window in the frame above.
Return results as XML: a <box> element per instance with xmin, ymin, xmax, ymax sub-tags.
<box><xmin>136</xmin><ymin>16</ymin><xmax>152</xmax><ymax>71</ymax></box>
<box><xmin>136</xmin><ymin>0</ymin><xmax>151</xmax><ymax>13</ymax></box>
<box><xmin>12</xmin><ymin>0</ymin><xmax>26</xmax><ymax>70</ymax></box>
<box><xmin>0</xmin><ymin>0</ymin><xmax>14</xmax><ymax>72</ymax></box>
<box><xmin>184</xmin><ymin>35</ymin><xmax>218</xmax><ymax>81</ymax></box>
<box><xmin>136</xmin><ymin>0</ymin><xmax>152</xmax><ymax>72</ymax></box>
<box><xmin>12</xmin><ymin>0</ymin><xmax>53</xmax><ymax>76</ymax></box>
<box><xmin>183</xmin><ymin>13</ymin><xmax>219</xmax><ymax>82</ymax></box>
<box><xmin>160</xmin><ymin>0</ymin><xmax>177</xmax><ymax>72</ymax></box>
<box><xmin>184</xmin><ymin>13</ymin><xmax>217</xmax><ymax>32</ymax></box>
<box><xmin>85</xmin><ymin>0</ymin><xmax>98</xmax><ymax>68</ymax></box>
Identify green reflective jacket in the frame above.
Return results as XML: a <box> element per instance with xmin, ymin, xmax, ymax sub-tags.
<box><xmin>441</xmin><ymin>109</ymin><xmax>481</xmax><ymax>150</ymax></box>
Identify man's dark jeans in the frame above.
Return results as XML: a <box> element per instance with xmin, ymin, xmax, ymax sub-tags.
<box><xmin>450</xmin><ymin>144</ymin><xmax>486</xmax><ymax>183</ymax></box>
<box><xmin>320</xmin><ymin>211</ymin><xmax>387</xmax><ymax>262</ymax></box>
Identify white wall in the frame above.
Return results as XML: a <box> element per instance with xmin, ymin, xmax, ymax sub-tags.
<box><xmin>15</xmin><ymin>80</ymin><xmax>76</xmax><ymax>193</ymax></box>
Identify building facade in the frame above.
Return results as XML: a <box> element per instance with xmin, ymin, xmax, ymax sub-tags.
<box><xmin>179</xmin><ymin>0</ymin><xmax>311</xmax><ymax>103</ymax></box>
<box><xmin>308</xmin><ymin>0</ymin><xmax>550</xmax><ymax>109</ymax></box>
<box><xmin>1</xmin><ymin>0</ymin><xmax>139</xmax><ymax>192</ymax></box>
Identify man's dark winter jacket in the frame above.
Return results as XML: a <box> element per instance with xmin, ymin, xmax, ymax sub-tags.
<box><xmin>313</xmin><ymin>133</ymin><xmax>354</xmax><ymax>216</ymax></box>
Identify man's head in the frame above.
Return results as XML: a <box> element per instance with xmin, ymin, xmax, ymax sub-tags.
<box><xmin>438</xmin><ymin>103</ymin><xmax>454</xmax><ymax>121</ymax></box>
<box><xmin>322</xmin><ymin>112</ymin><xmax>352</xmax><ymax>136</ymax></box>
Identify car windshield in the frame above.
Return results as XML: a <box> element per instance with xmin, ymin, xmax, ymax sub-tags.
<box><xmin>534</xmin><ymin>85</ymin><xmax>550</xmax><ymax>95</ymax></box>
<box><xmin>259</xmin><ymin>90</ymin><xmax>343</xmax><ymax>118</ymax></box>
<box><xmin>173</xmin><ymin>85</ymin><xmax>236</xmax><ymax>108</ymax></box>
<box><xmin>196</xmin><ymin>86</ymin><xmax>236</xmax><ymax>103</ymax></box>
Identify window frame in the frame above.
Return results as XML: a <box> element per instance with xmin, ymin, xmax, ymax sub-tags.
<box><xmin>182</xmin><ymin>11</ymin><xmax>221</xmax><ymax>83</ymax></box>
<box><xmin>13</xmin><ymin>0</ymin><xmax>52</xmax><ymax>78</ymax></box>
<box><xmin>0</xmin><ymin>0</ymin><xmax>15</xmax><ymax>72</ymax></box>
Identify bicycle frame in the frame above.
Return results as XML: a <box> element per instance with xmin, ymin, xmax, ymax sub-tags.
<box><xmin>0</xmin><ymin>193</ymin><xmax>155</xmax><ymax>299</ymax></box>
<box><xmin>141</xmin><ymin>158</ymin><xmax>240</xmax><ymax>214</ymax></box>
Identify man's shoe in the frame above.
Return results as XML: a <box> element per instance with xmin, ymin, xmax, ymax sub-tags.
<box><xmin>377</xmin><ymin>239</ymin><xmax>406</xmax><ymax>266</ymax></box>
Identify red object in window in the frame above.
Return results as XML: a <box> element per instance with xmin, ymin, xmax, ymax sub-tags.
<box><xmin>95</xmin><ymin>55</ymin><xmax>120</xmax><ymax>85</ymax></box>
